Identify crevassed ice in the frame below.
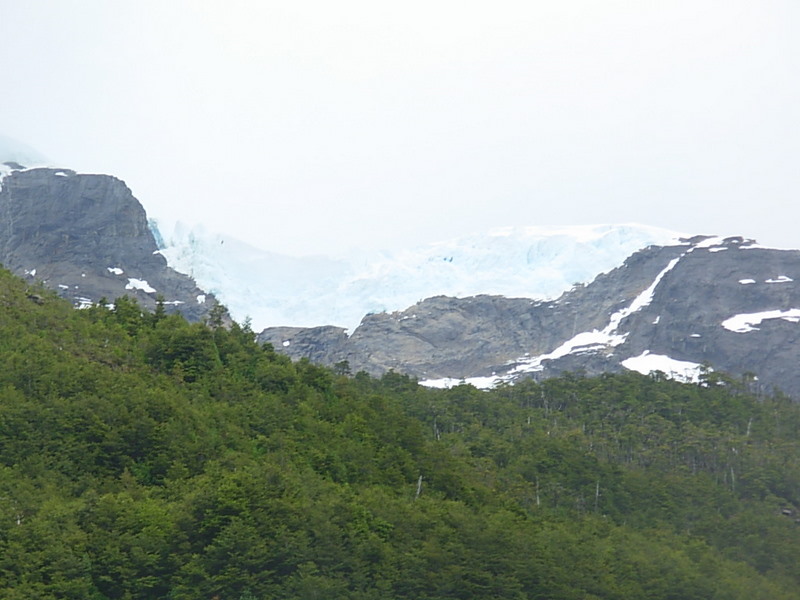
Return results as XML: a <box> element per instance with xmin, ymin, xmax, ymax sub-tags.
<box><xmin>151</xmin><ymin>220</ymin><xmax>684</xmax><ymax>332</ymax></box>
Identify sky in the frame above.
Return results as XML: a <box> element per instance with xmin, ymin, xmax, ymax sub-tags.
<box><xmin>1</xmin><ymin>0</ymin><xmax>799</xmax><ymax>256</ymax></box>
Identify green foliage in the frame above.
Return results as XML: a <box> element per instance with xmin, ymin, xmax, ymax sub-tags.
<box><xmin>0</xmin><ymin>266</ymin><xmax>799</xmax><ymax>598</ymax></box>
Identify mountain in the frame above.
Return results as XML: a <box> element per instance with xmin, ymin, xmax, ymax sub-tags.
<box><xmin>4</xmin><ymin>143</ymin><xmax>799</xmax><ymax>398</ymax></box>
<box><xmin>260</xmin><ymin>235</ymin><xmax>800</xmax><ymax>398</ymax></box>
<box><xmin>154</xmin><ymin>221</ymin><xmax>682</xmax><ymax>332</ymax></box>
<box><xmin>0</xmin><ymin>160</ymin><xmax>219</xmax><ymax>321</ymax></box>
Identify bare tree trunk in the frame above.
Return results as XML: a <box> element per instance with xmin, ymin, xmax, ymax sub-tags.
<box><xmin>594</xmin><ymin>480</ymin><xmax>600</xmax><ymax>512</ymax></box>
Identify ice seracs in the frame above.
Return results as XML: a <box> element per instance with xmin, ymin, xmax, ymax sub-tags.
<box><xmin>0</xmin><ymin>134</ymin><xmax>50</xmax><ymax>167</ymax></box>
<box><xmin>0</xmin><ymin>135</ymin><xmax>51</xmax><ymax>192</ymax></box>
<box><xmin>152</xmin><ymin>221</ymin><xmax>684</xmax><ymax>332</ymax></box>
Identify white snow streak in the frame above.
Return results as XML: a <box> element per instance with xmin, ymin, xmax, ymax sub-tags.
<box><xmin>508</xmin><ymin>253</ymin><xmax>685</xmax><ymax>376</ymax></box>
<box><xmin>721</xmin><ymin>309</ymin><xmax>800</xmax><ymax>333</ymax></box>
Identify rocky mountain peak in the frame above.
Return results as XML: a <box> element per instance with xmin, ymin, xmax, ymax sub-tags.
<box><xmin>0</xmin><ymin>163</ymin><xmax>217</xmax><ymax>320</ymax></box>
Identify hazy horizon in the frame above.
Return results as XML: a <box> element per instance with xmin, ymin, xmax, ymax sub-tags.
<box><xmin>2</xmin><ymin>1</ymin><xmax>798</xmax><ymax>255</ymax></box>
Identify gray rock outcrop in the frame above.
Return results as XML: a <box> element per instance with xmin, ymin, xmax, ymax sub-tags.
<box><xmin>0</xmin><ymin>164</ymin><xmax>217</xmax><ymax>320</ymax></box>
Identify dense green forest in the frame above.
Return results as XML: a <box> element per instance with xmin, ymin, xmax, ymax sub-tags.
<box><xmin>1</xmin><ymin>267</ymin><xmax>799</xmax><ymax>599</ymax></box>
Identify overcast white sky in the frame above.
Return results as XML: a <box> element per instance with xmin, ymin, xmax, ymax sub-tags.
<box><xmin>1</xmin><ymin>1</ymin><xmax>799</xmax><ymax>255</ymax></box>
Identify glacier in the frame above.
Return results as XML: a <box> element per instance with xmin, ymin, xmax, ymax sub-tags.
<box><xmin>0</xmin><ymin>134</ymin><xmax>50</xmax><ymax>168</ymax></box>
<box><xmin>152</xmin><ymin>221</ymin><xmax>684</xmax><ymax>332</ymax></box>
<box><xmin>0</xmin><ymin>136</ymin><xmax>51</xmax><ymax>193</ymax></box>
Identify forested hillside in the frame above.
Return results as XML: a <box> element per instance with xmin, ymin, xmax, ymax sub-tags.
<box><xmin>1</xmin><ymin>267</ymin><xmax>799</xmax><ymax>599</ymax></box>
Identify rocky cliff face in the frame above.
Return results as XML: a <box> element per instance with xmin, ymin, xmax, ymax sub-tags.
<box><xmin>260</xmin><ymin>236</ymin><xmax>800</xmax><ymax>397</ymax></box>
<box><xmin>0</xmin><ymin>164</ymin><xmax>216</xmax><ymax>320</ymax></box>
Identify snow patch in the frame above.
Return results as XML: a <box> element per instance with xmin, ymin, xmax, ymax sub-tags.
<box><xmin>765</xmin><ymin>276</ymin><xmax>793</xmax><ymax>284</ymax></box>
<box><xmin>740</xmin><ymin>242</ymin><xmax>797</xmax><ymax>251</ymax></box>
<box><xmin>75</xmin><ymin>297</ymin><xmax>94</xmax><ymax>309</ymax></box>
<box><xmin>196</xmin><ymin>294</ymin><xmax>206</xmax><ymax>304</ymax></box>
<box><xmin>420</xmin><ymin>375</ymin><xmax>502</xmax><ymax>390</ymax></box>
<box><xmin>693</xmin><ymin>236</ymin><xmax>729</xmax><ymax>249</ymax></box>
<box><xmin>107</xmin><ymin>267</ymin><xmax>124</xmax><ymax>275</ymax></box>
<box><xmin>125</xmin><ymin>278</ymin><xmax>156</xmax><ymax>294</ymax></box>
<box><xmin>739</xmin><ymin>279</ymin><xmax>756</xmax><ymax>285</ymax></box>
<box><xmin>621</xmin><ymin>351</ymin><xmax>706</xmax><ymax>383</ymax></box>
<box><xmin>721</xmin><ymin>309</ymin><xmax>800</xmax><ymax>333</ymax></box>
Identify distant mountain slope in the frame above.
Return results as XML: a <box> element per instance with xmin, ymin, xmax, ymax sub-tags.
<box><xmin>260</xmin><ymin>235</ymin><xmax>800</xmax><ymax>398</ymax></box>
<box><xmin>155</xmin><ymin>222</ymin><xmax>682</xmax><ymax>331</ymax></box>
